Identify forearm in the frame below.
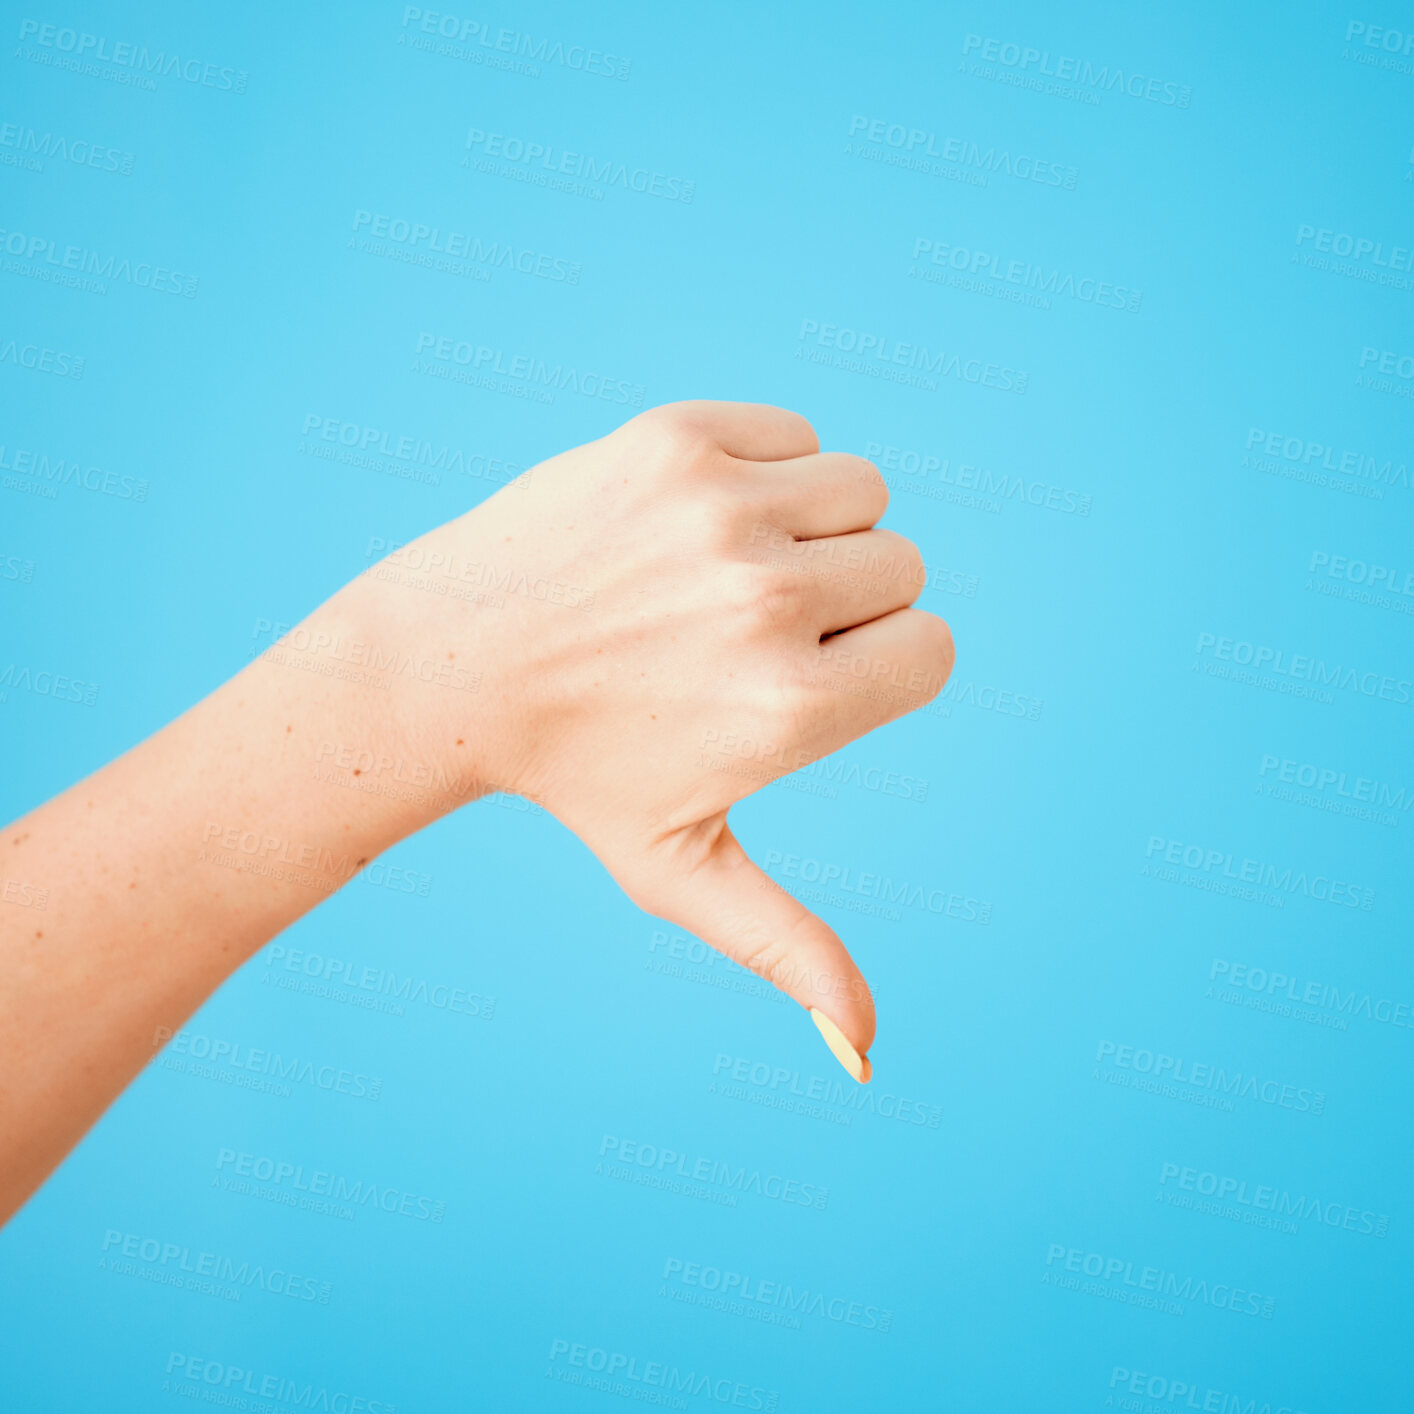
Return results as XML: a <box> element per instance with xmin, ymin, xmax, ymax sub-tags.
<box><xmin>0</xmin><ymin>593</ymin><xmax>461</xmax><ymax>1221</ymax></box>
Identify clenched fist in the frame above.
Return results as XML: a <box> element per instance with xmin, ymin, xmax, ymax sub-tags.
<box><xmin>332</xmin><ymin>401</ymin><xmax>956</xmax><ymax>1079</ymax></box>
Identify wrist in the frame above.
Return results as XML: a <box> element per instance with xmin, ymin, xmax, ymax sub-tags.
<box><xmin>249</xmin><ymin>592</ymin><xmax>487</xmax><ymax>846</ymax></box>
<box><xmin>322</xmin><ymin>531</ymin><xmax>562</xmax><ymax>819</ymax></box>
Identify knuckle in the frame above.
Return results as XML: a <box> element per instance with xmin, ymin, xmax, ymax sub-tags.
<box><xmin>781</xmin><ymin>409</ymin><xmax>820</xmax><ymax>456</ymax></box>
<box><xmin>742</xmin><ymin>511</ymin><xmax>795</xmax><ymax>556</ymax></box>
<box><xmin>739</xmin><ymin>937</ymin><xmax>794</xmax><ymax>990</ymax></box>
<box><xmin>910</xmin><ymin>611</ymin><xmax>956</xmax><ymax>693</ymax></box>
<box><xmin>851</xmin><ymin>454</ymin><xmax>886</xmax><ymax>490</ymax></box>
<box><xmin>724</xmin><ymin>564</ymin><xmax>804</xmax><ymax>632</ymax></box>
<box><xmin>627</xmin><ymin>404</ymin><xmax>716</xmax><ymax>468</ymax></box>
<box><xmin>850</xmin><ymin>456</ymin><xmax>889</xmax><ymax>509</ymax></box>
<box><xmin>630</xmin><ymin>402</ymin><xmax>694</xmax><ymax>436</ymax></box>
<box><xmin>877</xmin><ymin>528</ymin><xmax>923</xmax><ymax>581</ymax></box>
<box><xmin>762</xmin><ymin>682</ymin><xmax>816</xmax><ymax>743</ymax></box>
<box><xmin>691</xmin><ymin>483</ymin><xmax>746</xmax><ymax>544</ymax></box>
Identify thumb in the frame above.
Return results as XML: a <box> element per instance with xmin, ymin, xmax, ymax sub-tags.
<box><xmin>618</xmin><ymin>816</ymin><xmax>875</xmax><ymax>1083</ymax></box>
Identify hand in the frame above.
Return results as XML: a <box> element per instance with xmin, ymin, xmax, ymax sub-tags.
<box><xmin>328</xmin><ymin>401</ymin><xmax>956</xmax><ymax>1079</ymax></box>
<box><xmin>0</xmin><ymin>399</ymin><xmax>955</xmax><ymax>1220</ymax></box>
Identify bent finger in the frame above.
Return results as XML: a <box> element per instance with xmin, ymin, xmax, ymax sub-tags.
<box><xmin>643</xmin><ymin>401</ymin><xmax>819</xmax><ymax>462</ymax></box>
<box><xmin>747</xmin><ymin>451</ymin><xmax>889</xmax><ymax>538</ymax></box>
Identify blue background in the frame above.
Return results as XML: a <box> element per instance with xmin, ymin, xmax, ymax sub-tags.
<box><xmin>2</xmin><ymin>2</ymin><xmax>1412</xmax><ymax>1410</ymax></box>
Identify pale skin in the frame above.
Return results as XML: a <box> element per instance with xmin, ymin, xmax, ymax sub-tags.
<box><xmin>0</xmin><ymin>401</ymin><xmax>954</xmax><ymax>1225</ymax></box>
